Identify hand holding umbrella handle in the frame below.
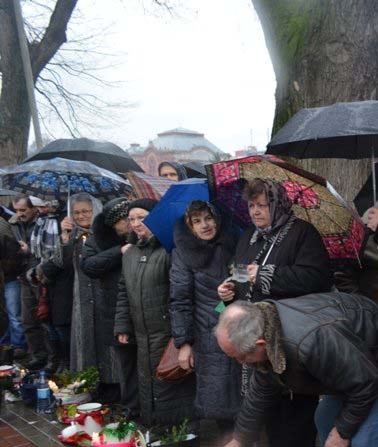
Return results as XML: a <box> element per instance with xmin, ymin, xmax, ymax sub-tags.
<box><xmin>61</xmin><ymin>216</ymin><xmax>73</xmax><ymax>243</ymax></box>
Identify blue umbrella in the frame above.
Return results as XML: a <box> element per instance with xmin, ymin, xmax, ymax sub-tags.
<box><xmin>144</xmin><ymin>178</ymin><xmax>209</xmax><ymax>252</ymax></box>
<box><xmin>0</xmin><ymin>157</ymin><xmax>133</xmax><ymax>202</ymax></box>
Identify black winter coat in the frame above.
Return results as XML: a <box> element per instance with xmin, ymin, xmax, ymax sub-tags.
<box><xmin>170</xmin><ymin>220</ymin><xmax>242</xmax><ymax>420</ymax></box>
<box><xmin>41</xmin><ymin>245</ymin><xmax>74</xmax><ymax>326</ymax></box>
<box><xmin>81</xmin><ymin>228</ymin><xmax>125</xmax><ymax>347</ymax></box>
<box><xmin>234</xmin><ymin>292</ymin><xmax>378</xmax><ymax>443</ymax></box>
<box><xmin>234</xmin><ymin>217</ymin><xmax>332</xmax><ymax>302</ymax></box>
<box><xmin>114</xmin><ymin>236</ymin><xmax>195</xmax><ymax>427</ymax></box>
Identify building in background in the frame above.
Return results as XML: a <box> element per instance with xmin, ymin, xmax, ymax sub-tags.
<box><xmin>128</xmin><ymin>127</ymin><xmax>227</xmax><ymax>175</ymax></box>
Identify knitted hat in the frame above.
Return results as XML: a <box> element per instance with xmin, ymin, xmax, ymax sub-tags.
<box><xmin>103</xmin><ymin>198</ymin><xmax>129</xmax><ymax>227</ymax></box>
<box><xmin>128</xmin><ymin>198</ymin><xmax>157</xmax><ymax>213</ymax></box>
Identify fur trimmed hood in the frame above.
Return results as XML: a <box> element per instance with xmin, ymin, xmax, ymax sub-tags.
<box><xmin>92</xmin><ymin>213</ymin><xmax>125</xmax><ymax>250</ymax></box>
<box><xmin>173</xmin><ymin>218</ymin><xmax>236</xmax><ymax>270</ymax></box>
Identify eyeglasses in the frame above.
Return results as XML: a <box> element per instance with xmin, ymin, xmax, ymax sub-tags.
<box><xmin>127</xmin><ymin>216</ymin><xmax>146</xmax><ymax>224</ymax></box>
<box><xmin>72</xmin><ymin>209</ymin><xmax>92</xmax><ymax>217</ymax></box>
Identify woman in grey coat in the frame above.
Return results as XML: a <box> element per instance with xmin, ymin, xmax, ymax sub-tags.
<box><xmin>61</xmin><ymin>193</ymin><xmax>116</xmax><ymax>384</ymax></box>
<box><xmin>114</xmin><ymin>198</ymin><xmax>195</xmax><ymax>427</ymax></box>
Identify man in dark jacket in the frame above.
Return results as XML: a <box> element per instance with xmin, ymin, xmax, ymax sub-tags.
<box><xmin>0</xmin><ymin>216</ymin><xmax>27</xmax><ymax>356</ymax></box>
<box><xmin>215</xmin><ymin>293</ymin><xmax>378</xmax><ymax>447</ymax></box>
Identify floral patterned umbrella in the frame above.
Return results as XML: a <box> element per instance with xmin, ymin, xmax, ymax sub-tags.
<box><xmin>0</xmin><ymin>157</ymin><xmax>134</xmax><ymax>202</ymax></box>
<box><xmin>206</xmin><ymin>155</ymin><xmax>366</xmax><ymax>264</ymax></box>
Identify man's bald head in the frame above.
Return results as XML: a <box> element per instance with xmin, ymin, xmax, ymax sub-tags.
<box><xmin>214</xmin><ymin>301</ymin><xmax>267</xmax><ymax>364</ymax></box>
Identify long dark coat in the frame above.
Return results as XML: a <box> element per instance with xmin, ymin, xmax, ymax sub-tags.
<box><xmin>81</xmin><ymin>233</ymin><xmax>124</xmax><ymax>347</ymax></box>
<box><xmin>114</xmin><ymin>236</ymin><xmax>195</xmax><ymax>427</ymax></box>
<box><xmin>170</xmin><ymin>220</ymin><xmax>242</xmax><ymax>420</ymax></box>
<box><xmin>68</xmin><ymin>228</ymin><xmax>116</xmax><ymax>383</ymax></box>
<box><xmin>234</xmin><ymin>217</ymin><xmax>333</xmax><ymax>302</ymax></box>
<box><xmin>40</xmin><ymin>245</ymin><xmax>74</xmax><ymax>326</ymax></box>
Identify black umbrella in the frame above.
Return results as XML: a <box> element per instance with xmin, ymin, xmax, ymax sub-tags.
<box><xmin>183</xmin><ymin>161</ymin><xmax>207</xmax><ymax>178</ymax></box>
<box><xmin>24</xmin><ymin>138</ymin><xmax>143</xmax><ymax>174</ymax></box>
<box><xmin>266</xmin><ymin>100</ymin><xmax>378</xmax><ymax>202</ymax></box>
<box><xmin>354</xmin><ymin>162</ymin><xmax>378</xmax><ymax>215</ymax></box>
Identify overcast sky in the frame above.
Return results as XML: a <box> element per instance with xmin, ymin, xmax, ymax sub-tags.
<box><xmin>30</xmin><ymin>0</ymin><xmax>276</xmax><ymax>154</ymax></box>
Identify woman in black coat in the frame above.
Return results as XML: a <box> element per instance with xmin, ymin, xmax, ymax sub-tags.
<box><xmin>218</xmin><ymin>178</ymin><xmax>333</xmax><ymax>447</ymax></box>
<box><xmin>170</xmin><ymin>201</ymin><xmax>241</xmax><ymax>426</ymax></box>
<box><xmin>81</xmin><ymin>198</ymin><xmax>138</xmax><ymax>410</ymax></box>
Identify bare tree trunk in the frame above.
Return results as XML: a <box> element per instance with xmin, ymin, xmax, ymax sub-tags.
<box><xmin>251</xmin><ymin>0</ymin><xmax>378</xmax><ymax>203</ymax></box>
<box><xmin>0</xmin><ymin>0</ymin><xmax>30</xmax><ymax>165</ymax></box>
<box><xmin>0</xmin><ymin>0</ymin><xmax>77</xmax><ymax>167</ymax></box>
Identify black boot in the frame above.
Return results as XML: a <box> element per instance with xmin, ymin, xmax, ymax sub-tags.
<box><xmin>44</xmin><ymin>339</ymin><xmax>60</xmax><ymax>375</ymax></box>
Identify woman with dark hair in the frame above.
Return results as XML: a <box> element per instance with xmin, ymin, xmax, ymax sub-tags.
<box><xmin>114</xmin><ymin>198</ymin><xmax>194</xmax><ymax>427</ymax></box>
<box><xmin>158</xmin><ymin>161</ymin><xmax>188</xmax><ymax>181</ymax></box>
<box><xmin>170</xmin><ymin>200</ymin><xmax>241</xmax><ymax>429</ymax></box>
<box><xmin>217</xmin><ymin>178</ymin><xmax>333</xmax><ymax>447</ymax></box>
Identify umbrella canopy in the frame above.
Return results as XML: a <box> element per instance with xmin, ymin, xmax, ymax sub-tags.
<box><xmin>24</xmin><ymin>138</ymin><xmax>143</xmax><ymax>174</ymax></box>
<box><xmin>0</xmin><ymin>188</ymin><xmax>18</xmax><ymax>196</ymax></box>
<box><xmin>183</xmin><ymin>161</ymin><xmax>207</xmax><ymax>178</ymax></box>
<box><xmin>126</xmin><ymin>171</ymin><xmax>174</xmax><ymax>200</ymax></box>
<box><xmin>207</xmin><ymin>155</ymin><xmax>366</xmax><ymax>264</ymax></box>
<box><xmin>354</xmin><ymin>162</ymin><xmax>378</xmax><ymax>215</ymax></box>
<box><xmin>0</xmin><ymin>157</ymin><xmax>133</xmax><ymax>202</ymax></box>
<box><xmin>144</xmin><ymin>178</ymin><xmax>209</xmax><ymax>252</ymax></box>
<box><xmin>267</xmin><ymin>100</ymin><xmax>378</xmax><ymax>159</ymax></box>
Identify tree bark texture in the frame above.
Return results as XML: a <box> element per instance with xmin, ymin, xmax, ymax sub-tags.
<box><xmin>251</xmin><ymin>0</ymin><xmax>378</xmax><ymax>204</ymax></box>
<box><xmin>0</xmin><ymin>0</ymin><xmax>77</xmax><ymax>166</ymax></box>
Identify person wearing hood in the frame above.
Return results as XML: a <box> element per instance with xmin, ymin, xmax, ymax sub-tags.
<box><xmin>217</xmin><ymin>178</ymin><xmax>333</xmax><ymax>447</ymax></box>
<box><xmin>114</xmin><ymin>198</ymin><xmax>195</xmax><ymax>427</ymax></box>
<box><xmin>81</xmin><ymin>198</ymin><xmax>138</xmax><ymax>409</ymax></box>
<box><xmin>170</xmin><ymin>200</ymin><xmax>242</xmax><ymax>431</ymax></box>
<box><xmin>158</xmin><ymin>161</ymin><xmax>188</xmax><ymax>181</ymax></box>
<box><xmin>60</xmin><ymin>193</ymin><xmax>116</xmax><ymax>383</ymax></box>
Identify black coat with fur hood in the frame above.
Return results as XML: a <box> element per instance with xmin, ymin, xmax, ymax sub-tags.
<box><xmin>80</xmin><ymin>210</ymin><xmax>126</xmax><ymax>347</ymax></box>
<box><xmin>170</xmin><ymin>219</ymin><xmax>242</xmax><ymax>420</ymax></box>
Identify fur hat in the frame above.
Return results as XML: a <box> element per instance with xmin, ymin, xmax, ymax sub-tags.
<box><xmin>127</xmin><ymin>198</ymin><xmax>157</xmax><ymax>213</ymax></box>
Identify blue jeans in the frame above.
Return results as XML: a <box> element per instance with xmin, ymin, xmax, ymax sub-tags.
<box><xmin>315</xmin><ymin>395</ymin><xmax>378</xmax><ymax>447</ymax></box>
<box><xmin>0</xmin><ymin>280</ymin><xmax>27</xmax><ymax>349</ymax></box>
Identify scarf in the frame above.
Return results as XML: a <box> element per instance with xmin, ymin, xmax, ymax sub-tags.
<box><xmin>241</xmin><ymin>301</ymin><xmax>286</xmax><ymax>395</ymax></box>
<box><xmin>256</xmin><ymin>179</ymin><xmax>293</xmax><ymax>236</ymax></box>
<box><xmin>30</xmin><ymin>215</ymin><xmax>62</xmax><ymax>265</ymax></box>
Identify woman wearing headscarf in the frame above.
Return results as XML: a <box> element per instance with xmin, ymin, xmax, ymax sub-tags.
<box><xmin>114</xmin><ymin>198</ymin><xmax>194</xmax><ymax>428</ymax></box>
<box><xmin>158</xmin><ymin>161</ymin><xmax>188</xmax><ymax>181</ymax></box>
<box><xmin>81</xmin><ymin>198</ymin><xmax>138</xmax><ymax>410</ymax></box>
<box><xmin>170</xmin><ymin>200</ymin><xmax>241</xmax><ymax>430</ymax></box>
<box><xmin>217</xmin><ymin>178</ymin><xmax>333</xmax><ymax>447</ymax></box>
<box><xmin>59</xmin><ymin>193</ymin><xmax>114</xmax><ymax>382</ymax></box>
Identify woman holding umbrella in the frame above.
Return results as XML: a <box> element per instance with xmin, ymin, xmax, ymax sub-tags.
<box><xmin>218</xmin><ymin>178</ymin><xmax>333</xmax><ymax>447</ymax></box>
<box><xmin>114</xmin><ymin>198</ymin><xmax>194</xmax><ymax>428</ymax></box>
<box><xmin>170</xmin><ymin>200</ymin><xmax>241</xmax><ymax>431</ymax></box>
<box><xmin>60</xmin><ymin>193</ymin><xmax>119</xmax><ymax>385</ymax></box>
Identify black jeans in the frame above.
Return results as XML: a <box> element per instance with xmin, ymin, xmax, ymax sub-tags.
<box><xmin>265</xmin><ymin>394</ymin><xmax>318</xmax><ymax>447</ymax></box>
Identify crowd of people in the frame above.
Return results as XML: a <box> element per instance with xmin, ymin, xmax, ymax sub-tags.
<box><xmin>1</xmin><ymin>159</ymin><xmax>378</xmax><ymax>447</ymax></box>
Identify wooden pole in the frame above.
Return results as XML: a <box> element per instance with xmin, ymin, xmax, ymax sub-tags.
<box><xmin>12</xmin><ymin>0</ymin><xmax>43</xmax><ymax>150</ymax></box>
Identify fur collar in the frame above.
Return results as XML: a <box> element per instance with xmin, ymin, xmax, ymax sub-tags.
<box><xmin>173</xmin><ymin>218</ymin><xmax>236</xmax><ymax>270</ymax></box>
<box><xmin>92</xmin><ymin>212</ymin><xmax>125</xmax><ymax>250</ymax></box>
